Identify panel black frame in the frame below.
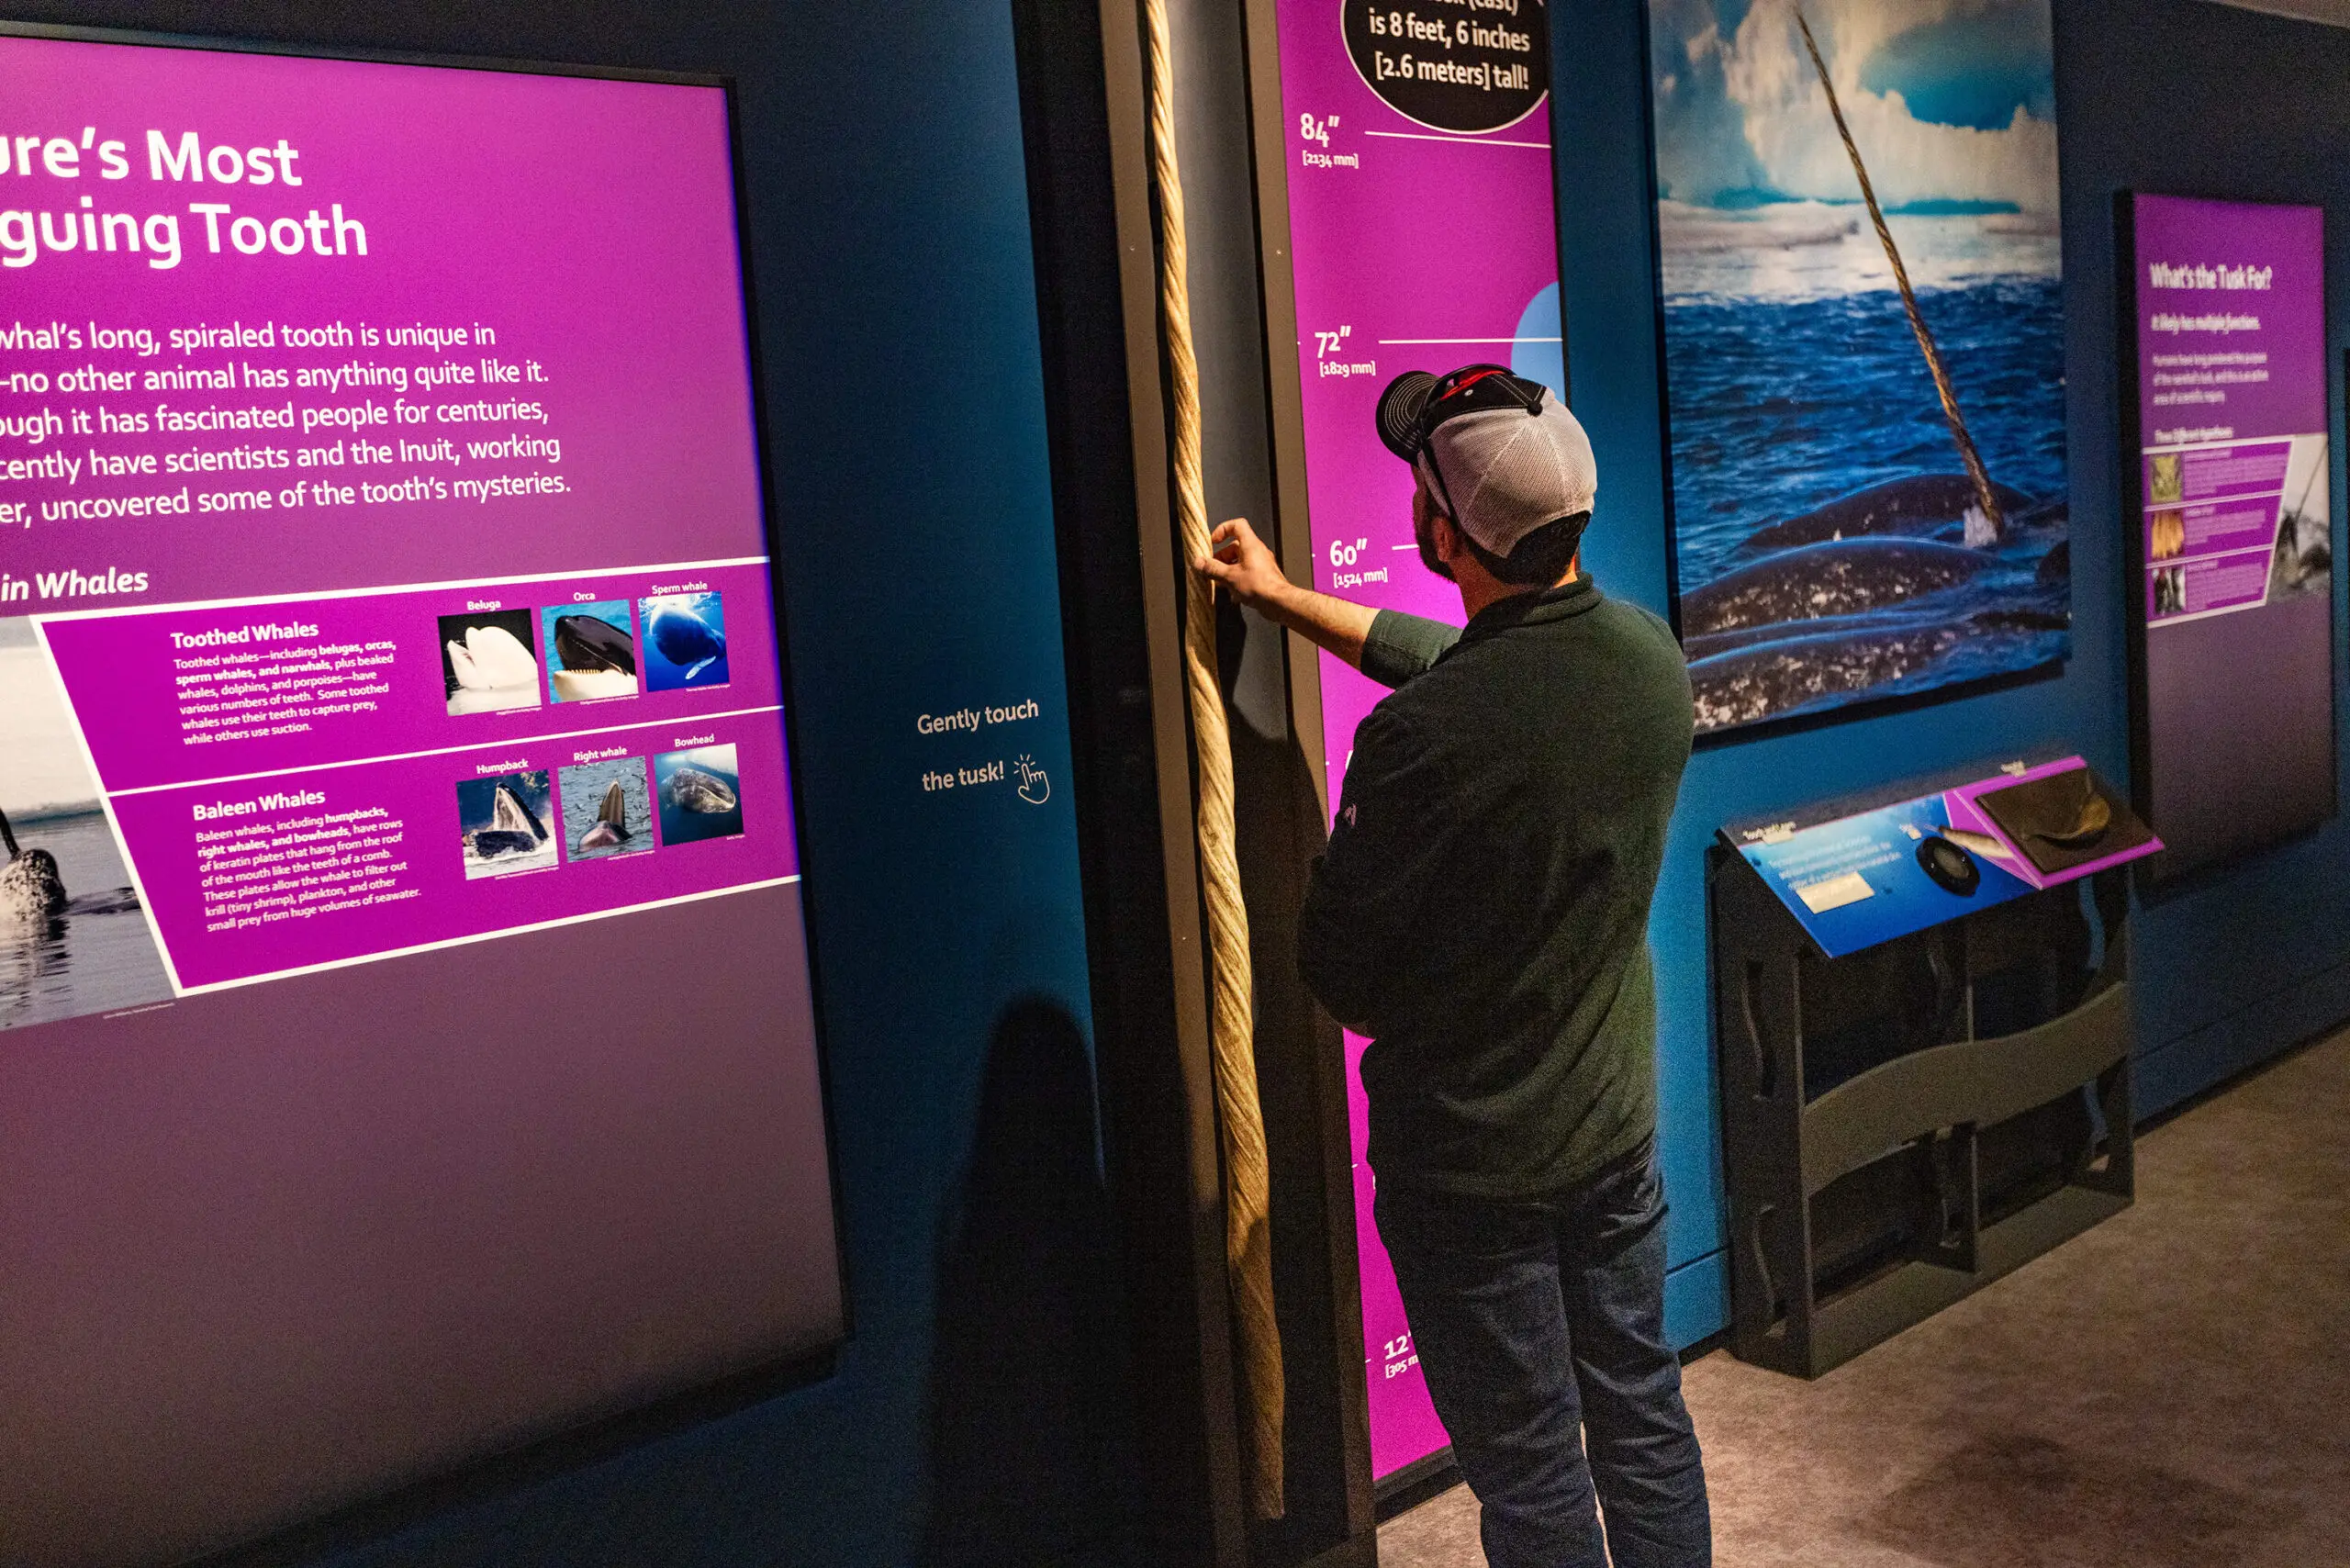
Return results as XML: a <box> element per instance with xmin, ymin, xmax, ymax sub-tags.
<box><xmin>0</xmin><ymin>18</ymin><xmax>855</xmax><ymax>1566</ymax></box>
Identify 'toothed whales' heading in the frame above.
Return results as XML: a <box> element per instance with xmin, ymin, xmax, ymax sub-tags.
<box><xmin>0</xmin><ymin>128</ymin><xmax>370</xmax><ymax>270</ymax></box>
<box><xmin>169</xmin><ymin>622</ymin><xmax>321</xmax><ymax>648</ymax></box>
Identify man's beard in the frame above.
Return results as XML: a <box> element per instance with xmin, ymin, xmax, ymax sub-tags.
<box><xmin>1414</xmin><ymin>508</ymin><xmax>1456</xmax><ymax>581</ymax></box>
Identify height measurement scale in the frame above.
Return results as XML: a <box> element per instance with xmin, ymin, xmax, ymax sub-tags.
<box><xmin>1263</xmin><ymin>0</ymin><xmax>1565</xmax><ymax>1482</ymax></box>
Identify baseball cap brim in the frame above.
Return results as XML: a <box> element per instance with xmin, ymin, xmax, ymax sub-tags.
<box><xmin>1376</xmin><ymin>371</ymin><xmax>1440</xmax><ymax>461</ymax></box>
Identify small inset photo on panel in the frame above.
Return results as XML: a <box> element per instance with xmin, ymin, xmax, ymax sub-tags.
<box><xmin>638</xmin><ymin>592</ymin><xmax>729</xmax><ymax>692</ymax></box>
<box><xmin>440</xmin><ymin>610</ymin><xmax>543</xmax><ymax>716</ymax></box>
<box><xmin>542</xmin><ymin>601</ymin><xmax>640</xmax><ymax>703</ymax></box>
<box><xmin>558</xmin><ymin>756</ymin><xmax>654</xmax><ymax>861</ymax></box>
<box><xmin>456</xmin><ymin>769</ymin><xmax>558</xmax><ymax>878</ymax></box>
<box><xmin>654</xmin><ymin>744</ymin><xmax>744</xmax><ymax>845</ymax></box>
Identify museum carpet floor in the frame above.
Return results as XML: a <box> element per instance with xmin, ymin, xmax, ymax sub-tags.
<box><xmin>1377</xmin><ymin>1026</ymin><xmax>2350</xmax><ymax>1567</ymax></box>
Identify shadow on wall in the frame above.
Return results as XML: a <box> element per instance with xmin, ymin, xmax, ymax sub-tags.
<box><xmin>919</xmin><ymin>996</ymin><xmax>1143</xmax><ymax>1568</ymax></box>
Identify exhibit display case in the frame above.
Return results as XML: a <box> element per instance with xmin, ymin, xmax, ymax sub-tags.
<box><xmin>1709</xmin><ymin>756</ymin><xmax>2157</xmax><ymax>1376</ymax></box>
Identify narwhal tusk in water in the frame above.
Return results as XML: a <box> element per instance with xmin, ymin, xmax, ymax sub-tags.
<box><xmin>0</xmin><ymin>804</ymin><xmax>70</xmax><ymax>924</ymax></box>
<box><xmin>1794</xmin><ymin>3</ymin><xmax>2006</xmax><ymax>545</ymax></box>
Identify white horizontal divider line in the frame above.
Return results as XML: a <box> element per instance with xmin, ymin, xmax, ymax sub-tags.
<box><xmin>1363</xmin><ymin>129</ymin><xmax>1550</xmax><ymax>151</ymax></box>
<box><xmin>175</xmin><ymin>877</ymin><xmax>802</xmax><ymax>997</ymax></box>
<box><xmin>1376</xmin><ymin>336</ymin><xmax>1561</xmax><ymax>345</ymax></box>
<box><xmin>111</xmin><ymin>705</ymin><xmax>786</xmax><ymax>797</ymax></box>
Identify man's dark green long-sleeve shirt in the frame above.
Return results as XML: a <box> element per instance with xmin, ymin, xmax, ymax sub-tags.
<box><xmin>1298</xmin><ymin>577</ymin><xmax>1693</xmax><ymax>1199</ymax></box>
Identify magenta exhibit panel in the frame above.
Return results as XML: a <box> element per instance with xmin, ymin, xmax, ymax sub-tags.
<box><xmin>1267</xmin><ymin>0</ymin><xmax>1561</xmax><ymax>1482</ymax></box>
<box><xmin>2121</xmin><ymin>194</ymin><xmax>2335</xmax><ymax>879</ymax></box>
<box><xmin>0</xmin><ymin>30</ymin><xmax>841</xmax><ymax>1567</ymax></box>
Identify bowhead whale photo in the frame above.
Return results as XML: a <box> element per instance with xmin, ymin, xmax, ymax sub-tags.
<box><xmin>1648</xmin><ymin>0</ymin><xmax>2069</xmax><ymax>734</ymax></box>
<box><xmin>0</xmin><ymin>616</ymin><xmax>173</xmax><ymax>1030</ymax></box>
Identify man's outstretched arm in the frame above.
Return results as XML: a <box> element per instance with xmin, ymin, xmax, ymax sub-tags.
<box><xmin>1195</xmin><ymin>517</ymin><xmax>1459</xmax><ymax>687</ymax></box>
<box><xmin>1195</xmin><ymin>517</ymin><xmax>1379</xmax><ymax>667</ymax></box>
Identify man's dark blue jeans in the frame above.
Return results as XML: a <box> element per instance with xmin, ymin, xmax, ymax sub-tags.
<box><xmin>1375</xmin><ymin>1138</ymin><xmax>1711</xmax><ymax>1568</ymax></box>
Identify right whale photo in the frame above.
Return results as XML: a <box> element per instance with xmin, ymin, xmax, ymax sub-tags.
<box><xmin>1648</xmin><ymin>0</ymin><xmax>2069</xmax><ymax>735</ymax></box>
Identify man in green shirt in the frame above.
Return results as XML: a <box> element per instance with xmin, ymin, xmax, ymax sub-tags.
<box><xmin>1198</xmin><ymin>365</ymin><xmax>1710</xmax><ymax>1568</ymax></box>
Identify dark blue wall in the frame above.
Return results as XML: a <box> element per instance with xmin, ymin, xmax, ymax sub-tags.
<box><xmin>28</xmin><ymin>0</ymin><xmax>1096</xmax><ymax>1563</ymax></box>
<box><xmin>1556</xmin><ymin>0</ymin><xmax>2350</xmax><ymax>1343</ymax></box>
<box><xmin>33</xmin><ymin>0</ymin><xmax>2350</xmax><ymax>1558</ymax></box>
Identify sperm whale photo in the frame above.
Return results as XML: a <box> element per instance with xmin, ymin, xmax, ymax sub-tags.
<box><xmin>1649</xmin><ymin>0</ymin><xmax>2070</xmax><ymax>733</ymax></box>
<box><xmin>639</xmin><ymin>592</ymin><xmax>731</xmax><ymax>691</ymax></box>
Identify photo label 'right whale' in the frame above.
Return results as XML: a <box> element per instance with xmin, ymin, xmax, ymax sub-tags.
<box><xmin>1681</xmin><ymin>537</ymin><xmax>1996</xmax><ymax>638</ymax></box>
<box><xmin>1737</xmin><ymin>475</ymin><xmax>2041</xmax><ymax>555</ymax></box>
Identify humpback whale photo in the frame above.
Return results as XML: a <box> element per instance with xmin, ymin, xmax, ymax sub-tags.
<box><xmin>544</xmin><ymin>602</ymin><xmax>642</xmax><ymax>703</ymax></box>
<box><xmin>457</xmin><ymin>771</ymin><xmax>559</xmax><ymax>878</ymax></box>
<box><xmin>655</xmin><ymin>745</ymin><xmax>745</xmax><ymax>845</ymax></box>
<box><xmin>1649</xmin><ymin>0</ymin><xmax>2070</xmax><ymax>732</ymax></box>
<box><xmin>640</xmin><ymin>592</ymin><xmax>730</xmax><ymax>691</ymax></box>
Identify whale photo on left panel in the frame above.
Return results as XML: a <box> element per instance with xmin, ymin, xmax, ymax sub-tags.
<box><xmin>440</xmin><ymin>610</ymin><xmax>544</xmax><ymax>716</ymax></box>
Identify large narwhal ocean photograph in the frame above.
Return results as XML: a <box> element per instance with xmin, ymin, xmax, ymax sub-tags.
<box><xmin>1</xmin><ymin>616</ymin><xmax>174</xmax><ymax>1030</ymax></box>
<box><xmin>1649</xmin><ymin>0</ymin><xmax>2069</xmax><ymax>734</ymax></box>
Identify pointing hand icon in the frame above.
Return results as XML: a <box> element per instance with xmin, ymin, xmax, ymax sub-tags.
<box><xmin>1015</xmin><ymin>755</ymin><xmax>1050</xmax><ymax>806</ymax></box>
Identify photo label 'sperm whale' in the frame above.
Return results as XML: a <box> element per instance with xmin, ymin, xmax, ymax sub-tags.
<box><xmin>1737</xmin><ymin>475</ymin><xmax>2039</xmax><ymax>555</ymax></box>
<box><xmin>579</xmin><ymin>781</ymin><xmax>632</xmax><ymax>851</ymax></box>
<box><xmin>663</xmin><ymin>767</ymin><xmax>738</xmax><ymax>814</ymax></box>
<box><xmin>554</xmin><ymin>614</ymin><xmax>635</xmax><ymax>677</ymax></box>
<box><xmin>649</xmin><ymin>606</ymin><xmax>725</xmax><ymax>682</ymax></box>
<box><xmin>1681</xmin><ymin>537</ymin><xmax>1996</xmax><ymax>638</ymax></box>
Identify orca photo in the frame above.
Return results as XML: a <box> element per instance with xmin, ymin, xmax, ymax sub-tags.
<box><xmin>456</xmin><ymin>769</ymin><xmax>559</xmax><ymax>878</ymax></box>
<box><xmin>639</xmin><ymin>592</ymin><xmax>730</xmax><ymax>692</ymax></box>
<box><xmin>440</xmin><ymin>610</ymin><xmax>544</xmax><ymax>716</ymax></box>
<box><xmin>542</xmin><ymin>601</ymin><xmax>641</xmax><ymax>703</ymax></box>
<box><xmin>558</xmin><ymin>756</ymin><xmax>654</xmax><ymax>860</ymax></box>
<box><xmin>654</xmin><ymin>745</ymin><xmax>744</xmax><ymax>845</ymax></box>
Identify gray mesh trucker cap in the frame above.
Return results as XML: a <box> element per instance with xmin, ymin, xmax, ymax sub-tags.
<box><xmin>1376</xmin><ymin>366</ymin><xmax>1597</xmax><ymax>557</ymax></box>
